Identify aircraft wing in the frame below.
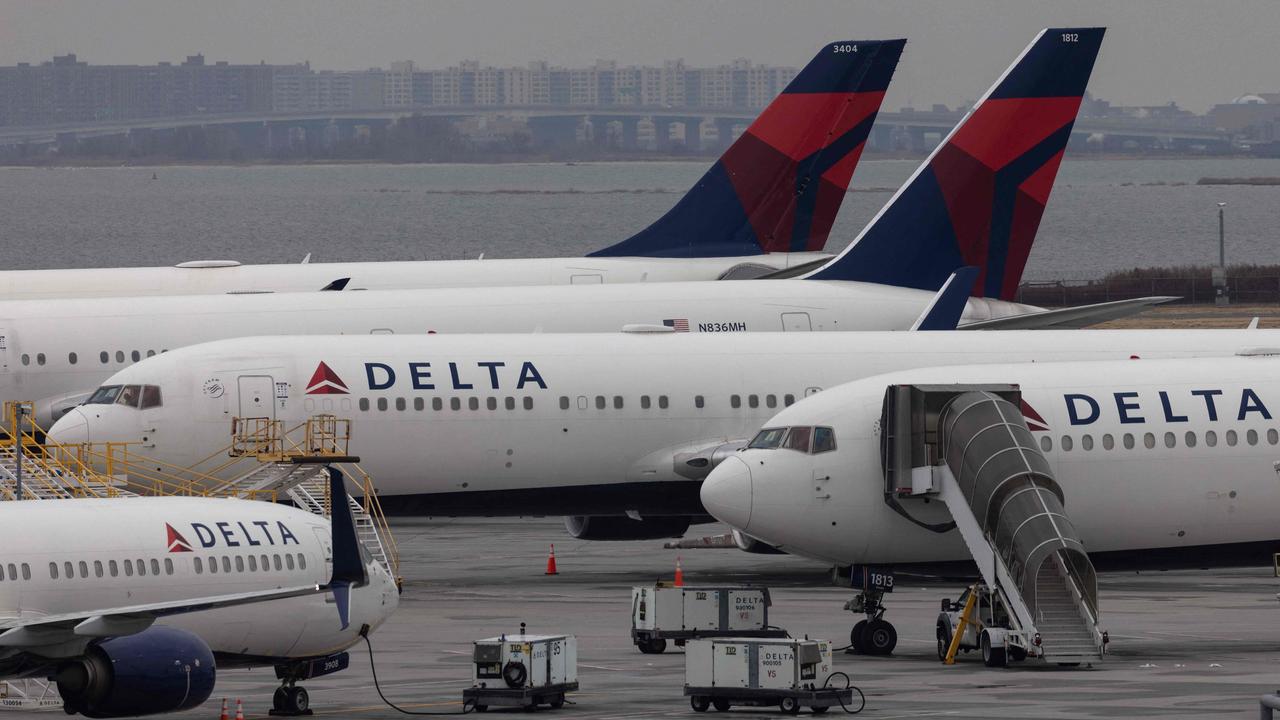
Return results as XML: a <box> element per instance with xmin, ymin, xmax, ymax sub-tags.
<box><xmin>959</xmin><ymin>296</ymin><xmax>1179</xmax><ymax>330</ymax></box>
<box><xmin>0</xmin><ymin>584</ymin><xmax>321</xmax><ymax>647</ymax></box>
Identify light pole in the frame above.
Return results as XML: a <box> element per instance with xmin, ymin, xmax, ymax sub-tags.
<box><xmin>1214</xmin><ymin>202</ymin><xmax>1228</xmax><ymax>306</ymax></box>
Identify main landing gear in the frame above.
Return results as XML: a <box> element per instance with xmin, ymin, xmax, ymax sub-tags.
<box><xmin>270</xmin><ymin>682</ymin><xmax>311</xmax><ymax>716</ymax></box>
<box><xmin>844</xmin><ymin>587</ymin><xmax>898</xmax><ymax>656</ymax></box>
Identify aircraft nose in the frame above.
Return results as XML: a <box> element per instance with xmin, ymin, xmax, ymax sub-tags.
<box><xmin>47</xmin><ymin>407</ymin><xmax>89</xmax><ymax>445</ymax></box>
<box><xmin>701</xmin><ymin>455</ymin><xmax>753</xmax><ymax>531</ymax></box>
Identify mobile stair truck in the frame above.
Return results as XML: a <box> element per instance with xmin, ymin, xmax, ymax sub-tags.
<box><xmin>631</xmin><ymin>585</ymin><xmax>786</xmax><ymax>653</ymax></box>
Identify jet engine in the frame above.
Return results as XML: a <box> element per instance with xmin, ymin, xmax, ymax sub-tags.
<box><xmin>732</xmin><ymin>530</ymin><xmax>787</xmax><ymax>555</ymax></box>
<box><xmin>54</xmin><ymin>626</ymin><xmax>216</xmax><ymax>718</ymax></box>
<box><xmin>564</xmin><ymin>515</ymin><xmax>692</xmax><ymax>541</ymax></box>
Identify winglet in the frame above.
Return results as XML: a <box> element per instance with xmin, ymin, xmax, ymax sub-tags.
<box><xmin>320</xmin><ymin>277</ymin><xmax>351</xmax><ymax>292</ymax></box>
<box><xmin>589</xmin><ymin>39</ymin><xmax>905</xmax><ymax>258</ymax></box>
<box><xmin>326</xmin><ymin>466</ymin><xmax>367</xmax><ymax>631</ymax></box>
<box><xmin>803</xmin><ymin>28</ymin><xmax>1105</xmax><ymax>300</ymax></box>
<box><xmin>911</xmin><ymin>267</ymin><xmax>978</xmax><ymax>331</ymax></box>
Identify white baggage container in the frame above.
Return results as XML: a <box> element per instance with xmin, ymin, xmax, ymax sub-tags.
<box><xmin>631</xmin><ymin>585</ymin><xmax>785</xmax><ymax>653</ymax></box>
<box><xmin>684</xmin><ymin>637</ymin><xmax>853</xmax><ymax>714</ymax></box>
<box><xmin>465</xmin><ymin>632</ymin><xmax>578</xmax><ymax>711</ymax></box>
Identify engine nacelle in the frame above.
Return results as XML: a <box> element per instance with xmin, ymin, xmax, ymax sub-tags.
<box><xmin>672</xmin><ymin>439</ymin><xmax>750</xmax><ymax>481</ymax></box>
<box><xmin>732</xmin><ymin>530</ymin><xmax>787</xmax><ymax>555</ymax></box>
<box><xmin>564</xmin><ymin>515</ymin><xmax>692</xmax><ymax>541</ymax></box>
<box><xmin>54</xmin><ymin>626</ymin><xmax>216</xmax><ymax>718</ymax></box>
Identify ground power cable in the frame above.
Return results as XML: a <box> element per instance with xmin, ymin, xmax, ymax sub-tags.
<box><xmin>823</xmin><ymin>671</ymin><xmax>866</xmax><ymax>714</ymax></box>
<box><xmin>362</xmin><ymin>632</ymin><xmax>475</xmax><ymax>715</ymax></box>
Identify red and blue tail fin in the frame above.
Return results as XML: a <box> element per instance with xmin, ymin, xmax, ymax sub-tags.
<box><xmin>805</xmin><ymin>28</ymin><xmax>1104</xmax><ymax>300</ymax></box>
<box><xmin>589</xmin><ymin>39</ymin><xmax>904</xmax><ymax>258</ymax></box>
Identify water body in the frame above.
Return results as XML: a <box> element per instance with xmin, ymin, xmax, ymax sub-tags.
<box><xmin>1</xmin><ymin>158</ymin><xmax>1277</xmax><ymax>280</ymax></box>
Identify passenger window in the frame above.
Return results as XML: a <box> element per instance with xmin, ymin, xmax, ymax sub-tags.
<box><xmin>659</xmin><ymin>396</ymin><xmax>669</xmax><ymax>409</ymax></box>
<box><xmin>207</xmin><ymin>557</ymin><xmax>218</xmax><ymax>574</ymax></box>
<box><xmin>124</xmin><ymin>560</ymin><xmax>134</xmax><ymax>577</ymax></box>
<box><xmin>613</xmin><ymin>396</ymin><xmax>623</xmax><ymax>409</ymax></box>
<box><xmin>65</xmin><ymin>561</ymin><xmax>74</xmax><ymax>578</ymax></box>
<box><xmin>1164</xmin><ymin>432</ymin><xmax>1175</xmax><ymax>448</ymax></box>
<box><xmin>641</xmin><ymin>396</ymin><xmax>651</xmax><ymax>409</ymax></box>
<box><xmin>595</xmin><ymin>395</ymin><xmax>606</xmax><ymax>410</ymax></box>
<box><xmin>523</xmin><ymin>397</ymin><xmax>533</xmax><ymax>410</ymax></box>
<box><xmin>164</xmin><ymin>558</ymin><xmax>173</xmax><ymax>575</ymax></box>
<box><xmin>468</xmin><ymin>397</ymin><xmax>479</xmax><ymax>411</ymax></box>
<box><xmin>298</xmin><ymin>554</ymin><xmax>307</xmax><ymax>570</ymax></box>
<box><xmin>248</xmin><ymin>555</ymin><xmax>258</xmax><ymax>572</ymax></box>
<box><xmin>86</xmin><ymin>385</ymin><xmax>122</xmax><ymax>405</ymax></box>
<box><xmin>194</xmin><ymin>557</ymin><xmax>203</xmax><ymax>574</ymax></box>
<box><xmin>68</xmin><ymin>352</ymin><xmax>77</xmax><ymax>365</ymax></box>
<box><xmin>695</xmin><ymin>395</ymin><xmax>705</xmax><ymax>409</ymax></box>
<box><xmin>1143</xmin><ymin>433</ymin><xmax>1156</xmax><ymax>449</ymax></box>
<box><xmin>487</xmin><ymin>397</ymin><xmax>497</xmax><ymax>411</ymax></box>
<box><xmin>1081</xmin><ymin>434</ymin><xmax>1094</xmax><ymax>451</ymax></box>
<box><xmin>1226</xmin><ymin>429</ymin><xmax>1238</xmax><ymax>446</ymax></box>
<box><xmin>286</xmin><ymin>554</ymin><xmax>295</xmax><ymax>570</ymax></box>
<box><xmin>731</xmin><ymin>395</ymin><xmax>741</xmax><ymax>409</ymax></box>
<box><xmin>99</xmin><ymin>351</ymin><xmax>109</xmax><ymax>364</ymax></box>
<box><xmin>1185</xmin><ymin>431</ymin><xmax>1197</xmax><ymax>448</ymax></box>
<box><xmin>505</xmin><ymin>397</ymin><xmax>515</xmax><ymax>410</ymax></box>
<box><xmin>6</xmin><ymin>563</ymin><xmax>15</xmax><ymax>581</ymax></box>
<box><xmin>1270</xmin><ymin>429</ymin><xmax>1279</xmax><ymax>445</ymax></box>
<box><xmin>78</xmin><ymin>561</ymin><xmax>88</xmax><ymax>578</ymax></box>
<box><xmin>433</xmin><ymin>398</ymin><xmax>443</xmax><ymax>411</ymax></box>
<box><xmin>783</xmin><ymin>426</ymin><xmax>812</xmax><ymax>452</ymax></box>
<box><xmin>749</xmin><ymin>427</ymin><xmax>787</xmax><ymax>449</ymax></box>
<box><xmin>1248</xmin><ymin>429</ymin><xmax>1259</xmax><ymax>446</ymax></box>
<box><xmin>1206</xmin><ymin>430</ymin><xmax>1218</xmax><ymax>447</ymax></box>
<box><xmin>1102</xmin><ymin>433</ymin><xmax>1114</xmax><ymax>450</ymax></box>
<box><xmin>273</xmin><ymin>554</ymin><xmax>282</xmax><ymax>571</ymax></box>
<box><xmin>784</xmin><ymin>394</ymin><xmax>796</xmax><ymax>406</ymax></box>
<box><xmin>1040</xmin><ymin>435</ymin><xmax>1052</xmax><ymax>452</ymax></box>
<box><xmin>235</xmin><ymin>556</ymin><xmax>245</xmax><ymax>572</ymax></box>
<box><xmin>414</xmin><ymin>398</ymin><xmax>424</xmax><ymax>411</ymax></box>
<box><xmin>748</xmin><ymin>395</ymin><xmax>759</xmax><ymax>409</ymax></box>
<box><xmin>222</xmin><ymin>557</ymin><xmax>231</xmax><ymax>573</ymax></box>
<box><xmin>560</xmin><ymin>396</ymin><xmax>570</xmax><ymax>410</ymax></box>
<box><xmin>109</xmin><ymin>560</ymin><xmax>118</xmax><ymax>577</ymax></box>
<box><xmin>396</xmin><ymin>397</ymin><xmax>407</xmax><ymax>411</ymax></box>
<box><xmin>451</xmin><ymin>398</ymin><xmax>461</xmax><ymax>411</ymax></box>
<box><xmin>359</xmin><ymin>398</ymin><xmax>370</xmax><ymax>411</ymax></box>
<box><xmin>136</xmin><ymin>559</ymin><xmax>146</xmax><ymax>576</ymax></box>
<box><xmin>21</xmin><ymin>564</ymin><xmax>29</xmax><ymax>581</ymax></box>
<box><xmin>1061</xmin><ymin>435</ymin><xmax>1073</xmax><ymax>452</ymax></box>
<box><xmin>813</xmin><ymin>427</ymin><xmax>836</xmax><ymax>453</ymax></box>
<box><xmin>1123</xmin><ymin>433</ymin><xmax>1135</xmax><ymax>449</ymax></box>
<box><xmin>376</xmin><ymin>398</ymin><xmax>388</xmax><ymax>411</ymax></box>
<box><xmin>131</xmin><ymin>350</ymin><xmax>140</xmax><ymax>362</ymax></box>
<box><xmin>146</xmin><ymin>350</ymin><xmax>156</xmax><ymax>357</ymax></box>
<box><xmin>766</xmin><ymin>395</ymin><xmax>777</xmax><ymax>409</ymax></box>
<box><xmin>115</xmin><ymin>350</ymin><xmax>124</xmax><ymax>363</ymax></box>
<box><xmin>260</xmin><ymin>554</ymin><xmax>269</xmax><ymax>571</ymax></box>
<box><xmin>36</xmin><ymin>353</ymin><xmax>45</xmax><ymax>366</ymax></box>
<box><xmin>20</xmin><ymin>354</ymin><xmax>28</xmax><ymax>366</ymax></box>
<box><xmin>49</xmin><ymin>562</ymin><xmax>58</xmax><ymax>579</ymax></box>
<box><xmin>0</xmin><ymin>565</ymin><xmax>5</xmax><ymax>581</ymax></box>
<box><xmin>140</xmin><ymin>385</ymin><xmax>162</xmax><ymax>409</ymax></box>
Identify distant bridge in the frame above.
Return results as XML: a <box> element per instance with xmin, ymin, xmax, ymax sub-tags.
<box><xmin>0</xmin><ymin>104</ymin><xmax>1232</xmax><ymax>153</ymax></box>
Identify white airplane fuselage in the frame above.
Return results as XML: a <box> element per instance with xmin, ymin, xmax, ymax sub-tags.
<box><xmin>701</xmin><ymin>356</ymin><xmax>1280</xmax><ymax>567</ymax></box>
<box><xmin>0</xmin><ymin>254</ymin><xmax>832</xmax><ymax>301</ymax></box>
<box><xmin>0</xmin><ymin>280</ymin><xmax>1037</xmax><ymax>425</ymax></box>
<box><xmin>0</xmin><ymin>497</ymin><xmax>397</xmax><ymax>669</ymax></box>
<box><xmin>49</xmin><ymin>330</ymin><xmax>1280</xmax><ymax>520</ymax></box>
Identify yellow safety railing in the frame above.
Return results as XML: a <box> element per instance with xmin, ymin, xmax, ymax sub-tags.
<box><xmin>347</xmin><ymin>463</ymin><xmax>401</xmax><ymax>578</ymax></box>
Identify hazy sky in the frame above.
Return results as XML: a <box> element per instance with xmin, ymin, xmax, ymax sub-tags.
<box><xmin>1</xmin><ymin>0</ymin><xmax>1276</xmax><ymax>112</ymax></box>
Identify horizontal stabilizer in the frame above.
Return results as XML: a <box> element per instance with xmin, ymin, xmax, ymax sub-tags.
<box><xmin>912</xmin><ymin>267</ymin><xmax>979</xmax><ymax>331</ymax></box>
<box><xmin>804</xmin><ymin>28</ymin><xmax>1105</xmax><ymax>300</ymax></box>
<box><xmin>959</xmin><ymin>296</ymin><xmax>1178</xmax><ymax>330</ymax></box>
<box><xmin>590</xmin><ymin>39</ymin><xmax>904</xmax><ymax>258</ymax></box>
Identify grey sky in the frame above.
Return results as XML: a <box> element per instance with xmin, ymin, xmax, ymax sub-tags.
<box><xmin>1</xmin><ymin>0</ymin><xmax>1275</xmax><ymax>112</ymax></box>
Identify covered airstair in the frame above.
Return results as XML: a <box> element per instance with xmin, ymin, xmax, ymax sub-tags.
<box><xmin>880</xmin><ymin>385</ymin><xmax>1106</xmax><ymax>666</ymax></box>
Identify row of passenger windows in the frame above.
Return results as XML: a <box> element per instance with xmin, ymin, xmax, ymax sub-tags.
<box><xmin>0</xmin><ymin>563</ymin><xmax>31</xmax><ymax>581</ymax></box>
<box><xmin>18</xmin><ymin>349</ymin><xmax>165</xmax><ymax>367</ymax></box>
<box><xmin>358</xmin><ymin>393</ymin><xmax>801</xmax><ymax>413</ymax></box>
<box><xmin>45</xmin><ymin>552</ymin><xmax>307</xmax><ymax>580</ymax></box>
<box><xmin>1041</xmin><ymin>427</ymin><xmax>1280</xmax><ymax>453</ymax></box>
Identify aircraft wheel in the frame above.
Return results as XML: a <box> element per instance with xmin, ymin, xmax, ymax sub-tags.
<box><xmin>286</xmin><ymin>686</ymin><xmax>310</xmax><ymax>714</ymax></box>
<box><xmin>849</xmin><ymin>620</ymin><xmax>867</xmax><ymax>653</ymax></box>
<box><xmin>863</xmin><ymin>619</ymin><xmax>897</xmax><ymax>656</ymax></box>
<box><xmin>273</xmin><ymin>687</ymin><xmax>289</xmax><ymax>711</ymax></box>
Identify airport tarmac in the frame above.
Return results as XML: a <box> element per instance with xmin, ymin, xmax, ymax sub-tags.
<box><xmin>8</xmin><ymin>517</ymin><xmax>1280</xmax><ymax>719</ymax></box>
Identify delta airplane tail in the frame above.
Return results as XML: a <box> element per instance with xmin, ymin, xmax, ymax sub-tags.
<box><xmin>589</xmin><ymin>39</ymin><xmax>905</xmax><ymax>259</ymax></box>
<box><xmin>805</xmin><ymin>27</ymin><xmax>1105</xmax><ymax>300</ymax></box>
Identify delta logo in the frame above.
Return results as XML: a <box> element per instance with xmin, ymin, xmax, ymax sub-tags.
<box><xmin>306</xmin><ymin>361</ymin><xmax>350</xmax><ymax>395</ymax></box>
<box><xmin>1020</xmin><ymin>399</ymin><xmax>1050</xmax><ymax>432</ymax></box>
<box><xmin>166</xmin><ymin>523</ymin><xmax>193</xmax><ymax>553</ymax></box>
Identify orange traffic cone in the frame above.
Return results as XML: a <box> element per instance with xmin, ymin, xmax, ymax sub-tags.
<box><xmin>545</xmin><ymin>544</ymin><xmax>558</xmax><ymax>575</ymax></box>
<box><xmin>219</xmin><ymin>698</ymin><xmax>229</xmax><ymax>720</ymax></box>
<box><xmin>234</xmin><ymin>698</ymin><xmax>245</xmax><ymax>720</ymax></box>
<box><xmin>674</xmin><ymin>556</ymin><xmax>684</xmax><ymax>586</ymax></box>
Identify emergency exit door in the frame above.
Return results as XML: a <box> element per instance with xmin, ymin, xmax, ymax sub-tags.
<box><xmin>238</xmin><ymin>375</ymin><xmax>275</xmax><ymax>419</ymax></box>
<box><xmin>781</xmin><ymin>312</ymin><xmax>812</xmax><ymax>331</ymax></box>
<box><xmin>0</xmin><ymin>326</ymin><xmax>8</xmax><ymax>373</ymax></box>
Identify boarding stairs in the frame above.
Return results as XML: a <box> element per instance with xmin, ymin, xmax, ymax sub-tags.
<box><xmin>0</xmin><ymin>438</ymin><xmax>134</xmax><ymax>501</ymax></box>
<box><xmin>881</xmin><ymin>385</ymin><xmax>1105</xmax><ymax>665</ymax></box>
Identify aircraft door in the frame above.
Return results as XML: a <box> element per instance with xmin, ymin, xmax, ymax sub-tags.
<box><xmin>237</xmin><ymin>375</ymin><xmax>275</xmax><ymax>420</ymax></box>
<box><xmin>781</xmin><ymin>312</ymin><xmax>812</xmax><ymax>331</ymax></box>
<box><xmin>0</xmin><ymin>325</ymin><xmax>9</xmax><ymax>373</ymax></box>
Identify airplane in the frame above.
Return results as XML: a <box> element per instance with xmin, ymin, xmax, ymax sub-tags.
<box><xmin>3</xmin><ymin>28</ymin><xmax>1152</xmax><ymax>426</ymax></box>
<box><xmin>0</xmin><ymin>467</ymin><xmax>398</xmax><ymax>717</ymax></box>
<box><xmin>46</xmin><ymin>328</ymin><xmax>1280</xmax><ymax>544</ymax></box>
<box><xmin>0</xmin><ymin>39</ymin><xmax>905</xmax><ymax>302</ymax></box>
<box><xmin>698</xmin><ymin>353</ymin><xmax>1280</xmax><ymax>661</ymax></box>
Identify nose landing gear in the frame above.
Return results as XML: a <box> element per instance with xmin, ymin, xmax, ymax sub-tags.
<box><xmin>837</xmin><ymin>566</ymin><xmax>898</xmax><ymax>656</ymax></box>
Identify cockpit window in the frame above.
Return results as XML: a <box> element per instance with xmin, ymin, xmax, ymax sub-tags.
<box><xmin>140</xmin><ymin>385</ymin><xmax>162</xmax><ymax>410</ymax></box>
<box><xmin>783</xmin><ymin>426</ymin><xmax>812</xmax><ymax>453</ymax></box>
<box><xmin>813</xmin><ymin>427</ymin><xmax>836</xmax><ymax>454</ymax></box>
<box><xmin>116</xmin><ymin>385</ymin><xmax>142</xmax><ymax>408</ymax></box>
<box><xmin>86</xmin><ymin>385</ymin><xmax>122</xmax><ymax>405</ymax></box>
<box><xmin>748</xmin><ymin>428</ymin><xmax>787</xmax><ymax>449</ymax></box>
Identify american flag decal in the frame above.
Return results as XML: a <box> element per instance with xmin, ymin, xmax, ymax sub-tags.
<box><xmin>663</xmin><ymin>318</ymin><xmax>690</xmax><ymax>333</ymax></box>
